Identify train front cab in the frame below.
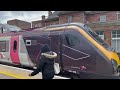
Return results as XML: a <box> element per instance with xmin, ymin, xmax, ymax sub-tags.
<box><xmin>79</xmin><ymin>23</ymin><xmax>120</xmax><ymax>78</ymax></box>
<box><xmin>82</xmin><ymin>24</ymin><xmax>120</xmax><ymax>76</ymax></box>
<box><xmin>79</xmin><ymin>24</ymin><xmax>120</xmax><ymax>78</ymax></box>
<box><xmin>46</xmin><ymin>23</ymin><xmax>120</xmax><ymax>79</ymax></box>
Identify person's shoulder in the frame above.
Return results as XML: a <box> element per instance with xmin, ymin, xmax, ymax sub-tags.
<box><xmin>45</xmin><ymin>51</ymin><xmax>54</xmax><ymax>54</ymax></box>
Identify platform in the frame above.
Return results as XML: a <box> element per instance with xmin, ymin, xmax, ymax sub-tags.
<box><xmin>0</xmin><ymin>64</ymin><xmax>69</xmax><ymax>79</ymax></box>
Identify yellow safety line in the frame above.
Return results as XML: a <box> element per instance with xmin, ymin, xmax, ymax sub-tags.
<box><xmin>0</xmin><ymin>71</ymin><xmax>24</xmax><ymax>79</ymax></box>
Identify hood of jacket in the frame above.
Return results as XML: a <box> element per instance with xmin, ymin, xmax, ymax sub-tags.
<box><xmin>41</xmin><ymin>51</ymin><xmax>57</xmax><ymax>59</ymax></box>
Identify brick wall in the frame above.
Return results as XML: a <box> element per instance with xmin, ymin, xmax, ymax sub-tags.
<box><xmin>86</xmin><ymin>11</ymin><xmax>118</xmax><ymax>23</ymax></box>
<box><xmin>45</xmin><ymin>20</ymin><xmax>59</xmax><ymax>26</ymax></box>
<box><xmin>59</xmin><ymin>12</ymin><xmax>85</xmax><ymax>24</ymax></box>
<box><xmin>90</xmin><ymin>25</ymin><xmax>120</xmax><ymax>31</ymax></box>
<box><xmin>7</xmin><ymin>19</ymin><xmax>31</xmax><ymax>30</ymax></box>
<box><xmin>32</xmin><ymin>20</ymin><xmax>43</xmax><ymax>28</ymax></box>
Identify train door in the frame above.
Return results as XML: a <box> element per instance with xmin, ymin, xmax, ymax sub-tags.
<box><xmin>50</xmin><ymin>30</ymin><xmax>64</xmax><ymax>71</ymax></box>
<box><xmin>10</xmin><ymin>35</ymin><xmax>20</xmax><ymax>64</ymax></box>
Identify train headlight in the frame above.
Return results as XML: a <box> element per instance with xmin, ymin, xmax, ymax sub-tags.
<box><xmin>111</xmin><ymin>60</ymin><xmax>118</xmax><ymax>73</ymax></box>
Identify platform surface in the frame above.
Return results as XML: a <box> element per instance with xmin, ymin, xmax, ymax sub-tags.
<box><xmin>0</xmin><ymin>64</ymin><xmax>69</xmax><ymax>79</ymax></box>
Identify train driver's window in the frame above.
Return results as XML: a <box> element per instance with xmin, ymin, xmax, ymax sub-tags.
<box><xmin>13</xmin><ymin>40</ymin><xmax>17</xmax><ymax>51</ymax></box>
<box><xmin>65</xmin><ymin>34</ymin><xmax>80</xmax><ymax>47</ymax></box>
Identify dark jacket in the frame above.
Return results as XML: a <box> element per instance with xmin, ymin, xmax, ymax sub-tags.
<box><xmin>31</xmin><ymin>51</ymin><xmax>57</xmax><ymax>79</ymax></box>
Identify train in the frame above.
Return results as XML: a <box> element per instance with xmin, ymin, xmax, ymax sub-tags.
<box><xmin>0</xmin><ymin>22</ymin><xmax>120</xmax><ymax>79</ymax></box>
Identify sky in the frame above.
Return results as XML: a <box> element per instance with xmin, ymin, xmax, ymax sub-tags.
<box><xmin>0</xmin><ymin>11</ymin><xmax>52</xmax><ymax>24</ymax></box>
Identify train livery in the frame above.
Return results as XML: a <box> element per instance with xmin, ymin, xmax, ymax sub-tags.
<box><xmin>0</xmin><ymin>23</ymin><xmax>120</xmax><ymax>79</ymax></box>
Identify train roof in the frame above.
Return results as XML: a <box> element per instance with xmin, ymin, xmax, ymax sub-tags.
<box><xmin>44</xmin><ymin>22</ymin><xmax>85</xmax><ymax>29</ymax></box>
<box><xmin>0</xmin><ymin>22</ymin><xmax>85</xmax><ymax>37</ymax></box>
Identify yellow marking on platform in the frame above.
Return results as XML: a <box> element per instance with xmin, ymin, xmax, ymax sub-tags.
<box><xmin>0</xmin><ymin>70</ymin><xmax>41</xmax><ymax>79</ymax></box>
<box><xmin>0</xmin><ymin>71</ymin><xmax>23</xmax><ymax>79</ymax></box>
<box><xmin>0</xmin><ymin>64</ymin><xmax>42</xmax><ymax>79</ymax></box>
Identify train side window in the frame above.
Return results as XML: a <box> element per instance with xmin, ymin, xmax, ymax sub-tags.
<box><xmin>13</xmin><ymin>40</ymin><xmax>17</xmax><ymax>51</ymax></box>
<box><xmin>64</xmin><ymin>34</ymin><xmax>80</xmax><ymax>47</ymax></box>
<box><xmin>0</xmin><ymin>41</ymin><xmax>6</xmax><ymax>52</ymax></box>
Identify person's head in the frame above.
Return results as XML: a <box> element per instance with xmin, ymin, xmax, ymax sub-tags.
<box><xmin>41</xmin><ymin>44</ymin><xmax>50</xmax><ymax>53</ymax></box>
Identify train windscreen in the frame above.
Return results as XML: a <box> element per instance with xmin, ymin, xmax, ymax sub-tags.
<box><xmin>83</xmin><ymin>25</ymin><xmax>114</xmax><ymax>51</ymax></box>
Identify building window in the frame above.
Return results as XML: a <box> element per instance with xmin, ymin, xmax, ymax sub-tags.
<box><xmin>96</xmin><ymin>31</ymin><xmax>104</xmax><ymax>40</ymax></box>
<box><xmin>111</xmin><ymin>30</ymin><xmax>120</xmax><ymax>52</ymax></box>
<box><xmin>100</xmin><ymin>15</ymin><xmax>106</xmax><ymax>22</ymax></box>
<box><xmin>116</xmin><ymin>12</ymin><xmax>120</xmax><ymax>20</ymax></box>
<box><xmin>68</xmin><ymin>16</ymin><xmax>72</xmax><ymax>23</ymax></box>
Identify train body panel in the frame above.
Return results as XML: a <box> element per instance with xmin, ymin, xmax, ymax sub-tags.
<box><xmin>19</xmin><ymin>35</ymin><xmax>34</xmax><ymax>67</ymax></box>
<box><xmin>0</xmin><ymin>22</ymin><xmax>119</xmax><ymax>79</ymax></box>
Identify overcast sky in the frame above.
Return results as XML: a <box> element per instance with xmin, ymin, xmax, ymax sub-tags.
<box><xmin>0</xmin><ymin>11</ymin><xmax>52</xmax><ymax>24</ymax></box>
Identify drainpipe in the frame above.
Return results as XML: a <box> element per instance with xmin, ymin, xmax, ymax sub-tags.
<box><xmin>116</xmin><ymin>11</ymin><xmax>119</xmax><ymax>20</ymax></box>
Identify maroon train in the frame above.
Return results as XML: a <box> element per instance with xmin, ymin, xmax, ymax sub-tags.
<box><xmin>0</xmin><ymin>23</ymin><xmax>120</xmax><ymax>79</ymax></box>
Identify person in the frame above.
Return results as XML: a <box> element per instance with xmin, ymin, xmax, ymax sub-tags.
<box><xmin>28</xmin><ymin>44</ymin><xmax>57</xmax><ymax>79</ymax></box>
